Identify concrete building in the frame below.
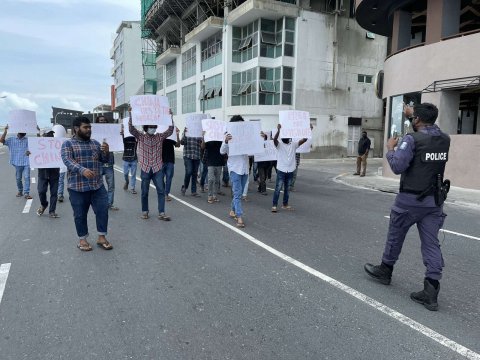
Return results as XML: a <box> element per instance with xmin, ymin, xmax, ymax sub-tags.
<box><xmin>141</xmin><ymin>0</ymin><xmax>387</xmax><ymax>157</ymax></box>
<box><xmin>111</xmin><ymin>21</ymin><xmax>144</xmax><ymax>119</ymax></box>
<box><xmin>356</xmin><ymin>0</ymin><xmax>480</xmax><ymax>189</ymax></box>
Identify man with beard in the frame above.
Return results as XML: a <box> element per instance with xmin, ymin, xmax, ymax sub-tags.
<box><xmin>364</xmin><ymin>103</ymin><xmax>450</xmax><ymax>311</ymax></box>
<box><xmin>0</xmin><ymin>125</ymin><xmax>33</xmax><ymax>199</ymax></box>
<box><xmin>61</xmin><ymin>117</ymin><xmax>112</xmax><ymax>251</ymax></box>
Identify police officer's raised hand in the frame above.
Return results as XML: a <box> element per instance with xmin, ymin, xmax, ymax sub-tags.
<box><xmin>387</xmin><ymin>137</ymin><xmax>399</xmax><ymax>151</ymax></box>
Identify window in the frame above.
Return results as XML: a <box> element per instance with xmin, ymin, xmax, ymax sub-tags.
<box><xmin>115</xmin><ymin>84</ymin><xmax>125</xmax><ymax>106</ymax></box>
<box><xmin>201</xmin><ymin>31</ymin><xmax>222</xmax><ymax>72</ymax></box>
<box><xmin>166</xmin><ymin>59</ymin><xmax>177</xmax><ymax>87</ymax></box>
<box><xmin>182</xmin><ymin>83</ymin><xmax>196</xmax><ymax>114</ymax></box>
<box><xmin>389</xmin><ymin>92</ymin><xmax>421</xmax><ymax>137</ymax></box>
<box><xmin>182</xmin><ymin>46</ymin><xmax>196</xmax><ymax>80</ymax></box>
<box><xmin>167</xmin><ymin>90</ymin><xmax>177</xmax><ymax>115</ymax></box>
<box><xmin>232</xmin><ymin>20</ymin><xmax>259</xmax><ymax>63</ymax></box>
<box><xmin>231</xmin><ymin>68</ymin><xmax>257</xmax><ymax>106</ymax></box>
<box><xmin>284</xmin><ymin>17</ymin><xmax>295</xmax><ymax>57</ymax></box>
<box><xmin>282</xmin><ymin>66</ymin><xmax>294</xmax><ymax>105</ymax></box>
<box><xmin>200</xmin><ymin>74</ymin><xmax>222</xmax><ymax>111</ymax></box>
<box><xmin>358</xmin><ymin>74</ymin><xmax>373</xmax><ymax>84</ymax></box>
<box><xmin>156</xmin><ymin>66</ymin><xmax>164</xmax><ymax>90</ymax></box>
<box><xmin>260</xmin><ymin>18</ymin><xmax>282</xmax><ymax>58</ymax></box>
<box><xmin>259</xmin><ymin>67</ymin><xmax>280</xmax><ymax>105</ymax></box>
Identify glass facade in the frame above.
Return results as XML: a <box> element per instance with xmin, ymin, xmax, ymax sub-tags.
<box><xmin>232</xmin><ymin>68</ymin><xmax>257</xmax><ymax>106</ymax></box>
<box><xmin>182</xmin><ymin>46</ymin><xmax>196</xmax><ymax>80</ymax></box>
<box><xmin>167</xmin><ymin>90</ymin><xmax>177</xmax><ymax>115</ymax></box>
<box><xmin>259</xmin><ymin>67</ymin><xmax>281</xmax><ymax>105</ymax></box>
<box><xmin>201</xmin><ymin>32</ymin><xmax>222</xmax><ymax>72</ymax></box>
<box><xmin>284</xmin><ymin>17</ymin><xmax>295</xmax><ymax>57</ymax></box>
<box><xmin>389</xmin><ymin>92</ymin><xmax>421</xmax><ymax>137</ymax></box>
<box><xmin>200</xmin><ymin>74</ymin><xmax>222</xmax><ymax>111</ymax></box>
<box><xmin>232</xmin><ymin>21</ymin><xmax>259</xmax><ymax>63</ymax></box>
<box><xmin>282</xmin><ymin>66</ymin><xmax>294</xmax><ymax>105</ymax></box>
<box><xmin>166</xmin><ymin>59</ymin><xmax>177</xmax><ymax>87</ymax></box>
<box><xmin>156</xmin><ymin>66</ymin><xmax>164</xmax><ymax>91</ymax></box>
<box><xmin>260</xmin><ymin>19</ymin><xmax>283</xmax><ymax>58</ymax></box>
<box><xmin>182</xmin><ymin>83</ymin><xmax>196</xmax><ymax>114</ymax></box>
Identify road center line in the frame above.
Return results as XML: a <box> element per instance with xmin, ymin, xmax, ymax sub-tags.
<box><xmin>384</xmin><ymin>216</ymin><xmax>480</xmax><ymax>241</ymax></box>
<box><xmin>114</xmin><ymin>166</ymin><xmax>480</xmax><ymax>359</ymax></box>
<box><xmin>22</xmin><ymin>199</ymin><xmax>33</xmax><ymax>214</ymax></box>
<box><xmin>0</xmin><ymin>263</ymin><xmax>12</xmax><ymax>306</ymax></box>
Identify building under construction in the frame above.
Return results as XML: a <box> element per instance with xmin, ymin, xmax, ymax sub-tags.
<box><xmin>140</xmin><ymin>0</ymin><xmax>387</xmax><ymax>157</ymax></box>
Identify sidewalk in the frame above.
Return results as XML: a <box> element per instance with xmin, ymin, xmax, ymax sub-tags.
<box><xmin>336</xmin><ymin>167</ymin><xmax>480</xmax><ymax>209</ymax></box>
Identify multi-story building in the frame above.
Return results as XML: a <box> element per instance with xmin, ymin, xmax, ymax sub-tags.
<box><xmin>141</xmin><ymin>0</ymin><xmax>387</xmax><ymax>157</ymax></box>
<box><xmin>356</xmin><ymin>0</ymin><xmax>480</xmax><ymax>189</ymax></box>
<box><xmin>111</xmin><ymin>21</ymin><xmax>143</xmax><ymax>119</ymax></box>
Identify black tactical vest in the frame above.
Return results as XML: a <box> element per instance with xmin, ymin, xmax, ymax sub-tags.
<box><xmin>399</xmin><ymin>131</ymin><xmax>450</xmax><ymax>194</ymax></box>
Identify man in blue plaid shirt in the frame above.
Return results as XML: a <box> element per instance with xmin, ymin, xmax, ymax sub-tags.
<box><xmin>61</xmin><ymin>117</ymin><xmax>113</xmax><ymax>252</ymax></box>
<box><xmin>0</xmin><ymin>125</ymin><xmax>33</xmax><ymax>199</ymax></box>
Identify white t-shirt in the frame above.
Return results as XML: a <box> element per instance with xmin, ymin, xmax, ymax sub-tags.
<box><xmin>276</xmin><ymin>140</ymin><xmax>300</xmax><ymax>173</ymax></box>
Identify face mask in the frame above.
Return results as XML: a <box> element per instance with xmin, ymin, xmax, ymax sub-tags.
<box><xmin>147</xmin><ymin>128</ymin><xmax>156</xmax><ymax>135</ymax></box>
<box><xmin>281</xmin><ymin>138</ymin><xmax>290</xmax><ymax>144</ymax></box>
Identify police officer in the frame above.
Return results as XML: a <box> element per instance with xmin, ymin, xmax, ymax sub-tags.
<box><xmin>364</xmin><ymin>102</ymin><xmax>450</xmax><ymax>311</ymax></box>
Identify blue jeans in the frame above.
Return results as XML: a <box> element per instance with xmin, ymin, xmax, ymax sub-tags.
<box><xmin>68</xmin><ymin>186</ymin><xmax>108</xmax><ymax>240</ymax></box>
<box><xmin>183</xmin><ymin>157</ymin><xmax>200</xmax><ymax>193</ymax></box>
<box><xmin>123</xmin><ymin>160</ymin><xmax>137</xmax><ymax>190</ymax></box>
<box><xmin>101</xmin><ymin>165</ymin><xmax>115</xmax><ymax>207</ymax></box>
<box><xmin>163</xmin><ymin>162</ymin><xmax>175</xmax><ymax>196</ymax></box>
<box><xmin>272</xmin><ymin>170</ymin><xmax>293</xmax><ymax>207</ymax></box>
<box><xmin>222</xmin><ymin>165</ymin><xmax>229</xmax><ymax>184</ymax></box>
<box><xmin>141</xmin><ymin>169</ymin><xmax>166</xmax><ymax>214</ymax></box>
<box><xmin>230</xmin><ymin>172</ymin><xmax>248</xmax><ymax>217</ymax></box>
<box><xmin>15</xmin><ymin>165</ymin><xmax>30</xmax><ymax>194</ymax></box>
<box><xmin>58</xmin><ymin>172</ymin><xmax>65</xmax><ymax>196</ymax></box>
<box><xmin>199</xmin><ymin>162</ymin><xmax>208</xmax><ymax>188</ymax></box>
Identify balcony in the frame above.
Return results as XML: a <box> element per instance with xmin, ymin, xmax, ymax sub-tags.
<box><xmin>156</xmin><ymin>46</ymin><xmax>181</xmax><ymax>66</ymax></box>
<box><xmin>110</xmin><ymin>66</ymin><xmax>115</xmax><ymax>77</ymax></box>
<box><xmin>185</xmin><ymin>16</ymin><xmax>223</xmax><ymax>44</ymax></box>
<box><xmin>228</xmin><ymin>0</ymin><xmax>299</xmax><ymax>27</ymax></box>
<box><xmin>110</xmin><ymin>47</ymin><xmax>115</xmax><ymax>60</ymax></box>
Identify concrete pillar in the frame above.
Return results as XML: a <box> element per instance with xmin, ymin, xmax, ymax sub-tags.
<box><xmin>426</xmin><ymin>0</ymin><xmax>460</xmax><ymax>44</ymax></box>
<box><xmin>391</xmin><ymin>10</ymin><xmax>412</xmax><ymax>53</ymax></box>
<box><xmin>421</xmin><ymin>91</ymin><xmax>460</xmax><ymax>135</ymax></box>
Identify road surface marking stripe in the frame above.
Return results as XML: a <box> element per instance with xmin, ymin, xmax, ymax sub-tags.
<box><xmin>31</xmin><ymin>177</ymin><xmax>36</xmax><ymax>184</ymax></box>
<box><xmin>22</xmin><ymin>199</ymin><xmax>33</xmax><ymax>213</ymax></box>
<box><xmin>384</xmin><ymin>216</ymin><xmax>480</xmax><ymax>241</ymax></box>
<box><xmin>0</xmin><ymin>263</ymin><xmax>11</xmax><ymax>306</ymax></box>
<box><xmin>114</xmin><ymin>166</ymin><xmax>479</xmax><ymax>359</ymax></box>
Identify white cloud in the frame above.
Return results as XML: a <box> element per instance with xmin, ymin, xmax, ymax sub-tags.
<box><xmin>60</xmin><ymin>98</ymin><xmax>83</xmax><ymax>110</ymax></box>
<box><xmin>0</xmin><ymin>92</ymin><xmax>39</xmax><ymax>111</ymax></box>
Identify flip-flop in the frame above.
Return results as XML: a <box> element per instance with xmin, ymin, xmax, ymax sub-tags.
<box><xmin>158</xmin><ymin>214</ymin><xmax>171</xmax><ymax>221</ymax></box>
<box><xmin>49</xmin><ymin>213</ymin><xmax>60</xmax><ymax>218</ymax></box>
<box><xmin>236</xmin><ymin>221</ymin><xmax>245</xmax><ymax>228</ymax></box>
<box><xmin>77</xmin><ymin>242</ymin><xmax>92</xmax><ymax>252</ymax></box>
<box><xmin>96</xmin><ymin>240</ymin><xmax>113</xmax><ymax>250</ymax></box>
<box><xmin>141</xmin><ymin>213</ymin><xmax>149</xmax><ymax>220</ymax></box>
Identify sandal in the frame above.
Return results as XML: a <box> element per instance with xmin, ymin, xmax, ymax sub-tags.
<box><xmin>24</xmin><ymin>194</ymin><xmax>33</xmax><ymax>200</ymax></box>
<box><xmin>96</xmin><ymin>240</ymin><xmax>113</xmax><ymax>250</ymax></box>
<box><xmin>131</xmin><ymin>190</ymin><xmax>137</xmax><ymax>194</ymax></box>
<box><xmin>281</xmin><ymin>205</ymin><xmax>294</xmax><ymax>211</ymax></box>
<box><xmin>36</xmin><ymin>206</ymin><xmax>46</xmax><ymax>216</ymax></box>
<box><xmin>236</xmin><ymin>220</ymin><xmax>245</xmax><ymax>228</ymax></box>
<box><xmin>16</xmin><ymin>192</ymin><xmax>23</xmax><ymax>197</ymax></box>
<box><xmin>49</xmin><ymin>213</ymin><xmax>60</xmax><ymax>218</ymax></box>
<box><xmin>208</xmin><ymin>197</ymin><xmax>214</xmax><ymax>204</ymax></box>
<box><xmin>141</xmin><ymin>212</ymin><xmax>149</xmax><ymax>220</ymax></box>
<box><xmin>77</xmin><ymin>241</ymin><xmax>92</xmax><ymax>252</ymax></box>
<box><xmin>166</xmin><ymin>195</ymin><xmax>172</xmax><ymax>201</ymax></box>
<box><xmin>158</xmin><ymin>213</ymin><xmax>171</xmax><ymax>221</ymax></box>
<box><xmin>213</xmin><ymin>197</ymin><xmax>219</xmax><ymax>202</ymax></box>
<box><xmin>229</xmin><ymin>210</ymin><xmax>236</xmax><ymax>218</ymax></box>
<box><xmin>191</xmin><ymin>193</ymin><xmax>200</xmax><ymax>197</ymax></box>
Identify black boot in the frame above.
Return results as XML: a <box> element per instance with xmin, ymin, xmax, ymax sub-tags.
<box><xmin>364</xmin><ymin>263</ymin><xmax>393</xmax><ymax>285</ymax></box>
<box><xmin>410</xmin><ymin>279</ymin><xmax>439</xmax><ymax>311</ymax></box>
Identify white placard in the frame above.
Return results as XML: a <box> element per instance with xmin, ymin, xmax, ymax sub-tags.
<box><xmin>28</xmin><ymin>137</ymin><xmax>67</xmax><ymax>169</ymax></box>
<box><xmin>296</xmin><ymin>138</ymin><xmax>312</xmax><ymax>153</ymax></box>
<box><xmin>226</xmin><ymin>121</ymin><xmax>264</xmax><ymax>156</ymax></box>
<box><xmin>279</xmin><ymin>110</ymin><xmax>312</xmax><ymax>139</ymax></box>
<box><xmin>122</xmin><ymin>118</ymin><xmax>133</xmax><ymax>137</ymax></box>
<box><xmin>202</xmin><ymin>119</ymin><xmax>226</xmax><ymax>142</ymax></box>
<box><xmin>254</xmin><ymin>140</ymin><xmax>278</xmax><ymax>162</ymax></box>
<box><xmin>157</xmin><ymin>125</ymin><xmax>177</xmax><ymax>141</ymax></box>
<box><xmin>186</xmin><ymin>114</ymin><xmax>208</xmax><ymax>138</ymax></box>
<box><xmin>8</xmin><ymin>110</ymin><xmax>38</xmax><ymax>134</ymax></box>
<box><xmin>91</xmin><ymin>124</ymin><xmax>123</xmax><ymax>152</ymax></box>
<box><xmin>130</xmin><ymin>95</ymin><xmax>171</xmax><ymax>126</ymax></box>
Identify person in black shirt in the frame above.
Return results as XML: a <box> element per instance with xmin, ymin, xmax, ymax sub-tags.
<box><xmin>120</xmin><ymin>125</ymin><xmax>138</xmax><ymax>194</ymax></box>
<box><xmin>201</xmin><ymin>133</ymin><xmax>225</xmax><ymax>203</ymax></box>
<box><xmin>162</xmin><ymin>126</ymin><xmax>181</xmax><ymax>201</ymax></box>
<box><xmin>354</xmin><ymin>131</ymin><xmax>371</xmax><ymax>177</ymax></box>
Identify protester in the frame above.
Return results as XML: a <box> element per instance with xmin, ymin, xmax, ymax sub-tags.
<box><xmin>35</xmin><ymin>129</ymin><xmax>60</xmax><ymax>218</ymax></box>
<box><xmin>201</xmin><ymin>132</ymin><xmax>224</xmax><ymax>203</ymax></box>
<box><xmin>0</xmin><ymin>125</ymin><xmax>33</xmax><ymax>199</ymax></box>
<box><xmin>180</xmin><ymin>127</ymin><xmax>202</xmax><ymax>196</ymax></box>
<box><xmin>52</xmin><ymin>124</ymin><xmax>68</xmax><ymax>203</ymax></box>
<box><xmin>61</xmin><ymin>116</ymin><xmax>112</xmax><ymax>251</ymax></box>
<box><xmin>364</xmin><ymin>103</ymin><xmax>450</xmax><ymax>311</ymax></box>
<box><xmin>162</xmin><ymin>118</ymin><xmax>181</xmax><ymax>202</ymax></box>
<box><xmin>128</xmin><ymin>109</ymin><xmax>174</xmax><ymax>220</ymax></box>
<box><xmin>198</xmin><ymin>148</ymin><xmax>209</xmax><ymax>193</ymax></box>
<box><xmin>354</xmin><ymin>130</ymin><xmax>371</xmax><ymax>177</ymax></box>
<box><xmin>271</xmin><ymin>124</ymin><xmax>308</xmax><ymax>212</ymax></box>
<box><xmin>256</xmin><ymin>132</ymin><xmax>271</xmax><ymax>196</ymax></box>
<box><xmin>120</xmin><ymin>124</ymin><xmax>138</xmax><ymax>194</ymax></box>
<box><xmin>96</xmin><ymin>115</ymin><xmax>118</xmax><ymax>210</ymax></box>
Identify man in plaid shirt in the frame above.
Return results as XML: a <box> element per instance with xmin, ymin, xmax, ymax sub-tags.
<box><xmin>128</xmin><ymin>111</ymin><xmax>174</xmax><ymax>220</ymax></box>
<box><xmin>180</xmin><ymin>128</ymin><xmax>202</xmax><ymax>196</ymax></box>
<box><xmin>0</xmin><ymin>125</ymin><xmax>33</xmax><ymax>199</ymax></box>
<box><xmin>61</xmin><ymin>117</ymin><xmax>112</xmax><ymax>252</ymax></box>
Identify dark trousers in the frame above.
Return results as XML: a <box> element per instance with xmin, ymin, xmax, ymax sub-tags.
<box><xmin>272</xmin><ymin>170</ymin><xmax>292</xmax><ymax>206</ymax></box>
<box><xmin>183</xmin><ymin>157</ymin><xmax>200</xmax><ymax>193</ymax></box>
<box><xmin>38</xmin><ymin>176</ymin><xmax>59</xmax><ymax>214</ymax></box>
<box><xmin>257</xmin><ymin>166</ymin><xmax>268</xmax><ymax>193</ymax></box>
<box><xmin>141</xmin><ymin>169</ymin><xmax>165</xmax><ymax>214</ymax></box>
<box><xmin>68</xmin><ymin>186</ymin><xmax>108</xmax><ymax>239</ymax></box>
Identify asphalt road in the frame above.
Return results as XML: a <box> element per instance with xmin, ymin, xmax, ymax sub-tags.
<box><xmin>0</xmin><ymin>151</ymin><xmax>478</xmax><ymax>360</ymax></box>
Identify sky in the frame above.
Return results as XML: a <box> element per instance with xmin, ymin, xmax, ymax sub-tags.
<box><xmin>0</xmin><ymin>0</ymin><xmax>141</xmax><ymax>128</ymax></box>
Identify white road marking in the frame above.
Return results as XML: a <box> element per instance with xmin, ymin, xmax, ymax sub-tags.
<box><xmin>384</xmin><ymin>216</ymin><xmax>480</xmax><ymax>241</ymax></box>
<box><xmin>114</xmin><ymin>167</ymin><xmax>480</xmax><ymax>359</ymax></box>
<box><xmin>22</xmin><ymin>199</ymin><xmax>33</xmax><ymax>213</ymax></box>
<box><xmin>31</xmin><ymin>177</ymin><xmax>36</xmax><ymax>184</ymax></box>
<box><xmin>0</xmin><ymin>263</ymin><xmax>11</xmax><ymax>305</ymax></box>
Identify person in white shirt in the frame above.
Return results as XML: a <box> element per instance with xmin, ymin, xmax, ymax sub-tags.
<box><xmin>271</xmin><ymin>124</ymin><xmax>308</xmax><ymax>212</ymax></box>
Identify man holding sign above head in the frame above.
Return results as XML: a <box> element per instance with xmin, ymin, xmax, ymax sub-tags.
<box><xmin>0</xmin><ymin>125</ymin><xmax>33</xmax><ymax>199</ymax></box>
<box><xmin>128</xmin><ymin>108</ymin><xmax>174</xmax><ymax>221</ymax></box>
<box><xmin>271</xmin><ymin>124</ymin><xmax>308</xmax><ymax>213</ymax></box>
<box><xmin>120</xmin><ymin>121</ymin><xmax>138</xmax><ymax>194</ymax></box>
<box><xmin>61</xmin><ymin>117</ymin><xmax>112</xmax><ymax>252</ymax></box>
